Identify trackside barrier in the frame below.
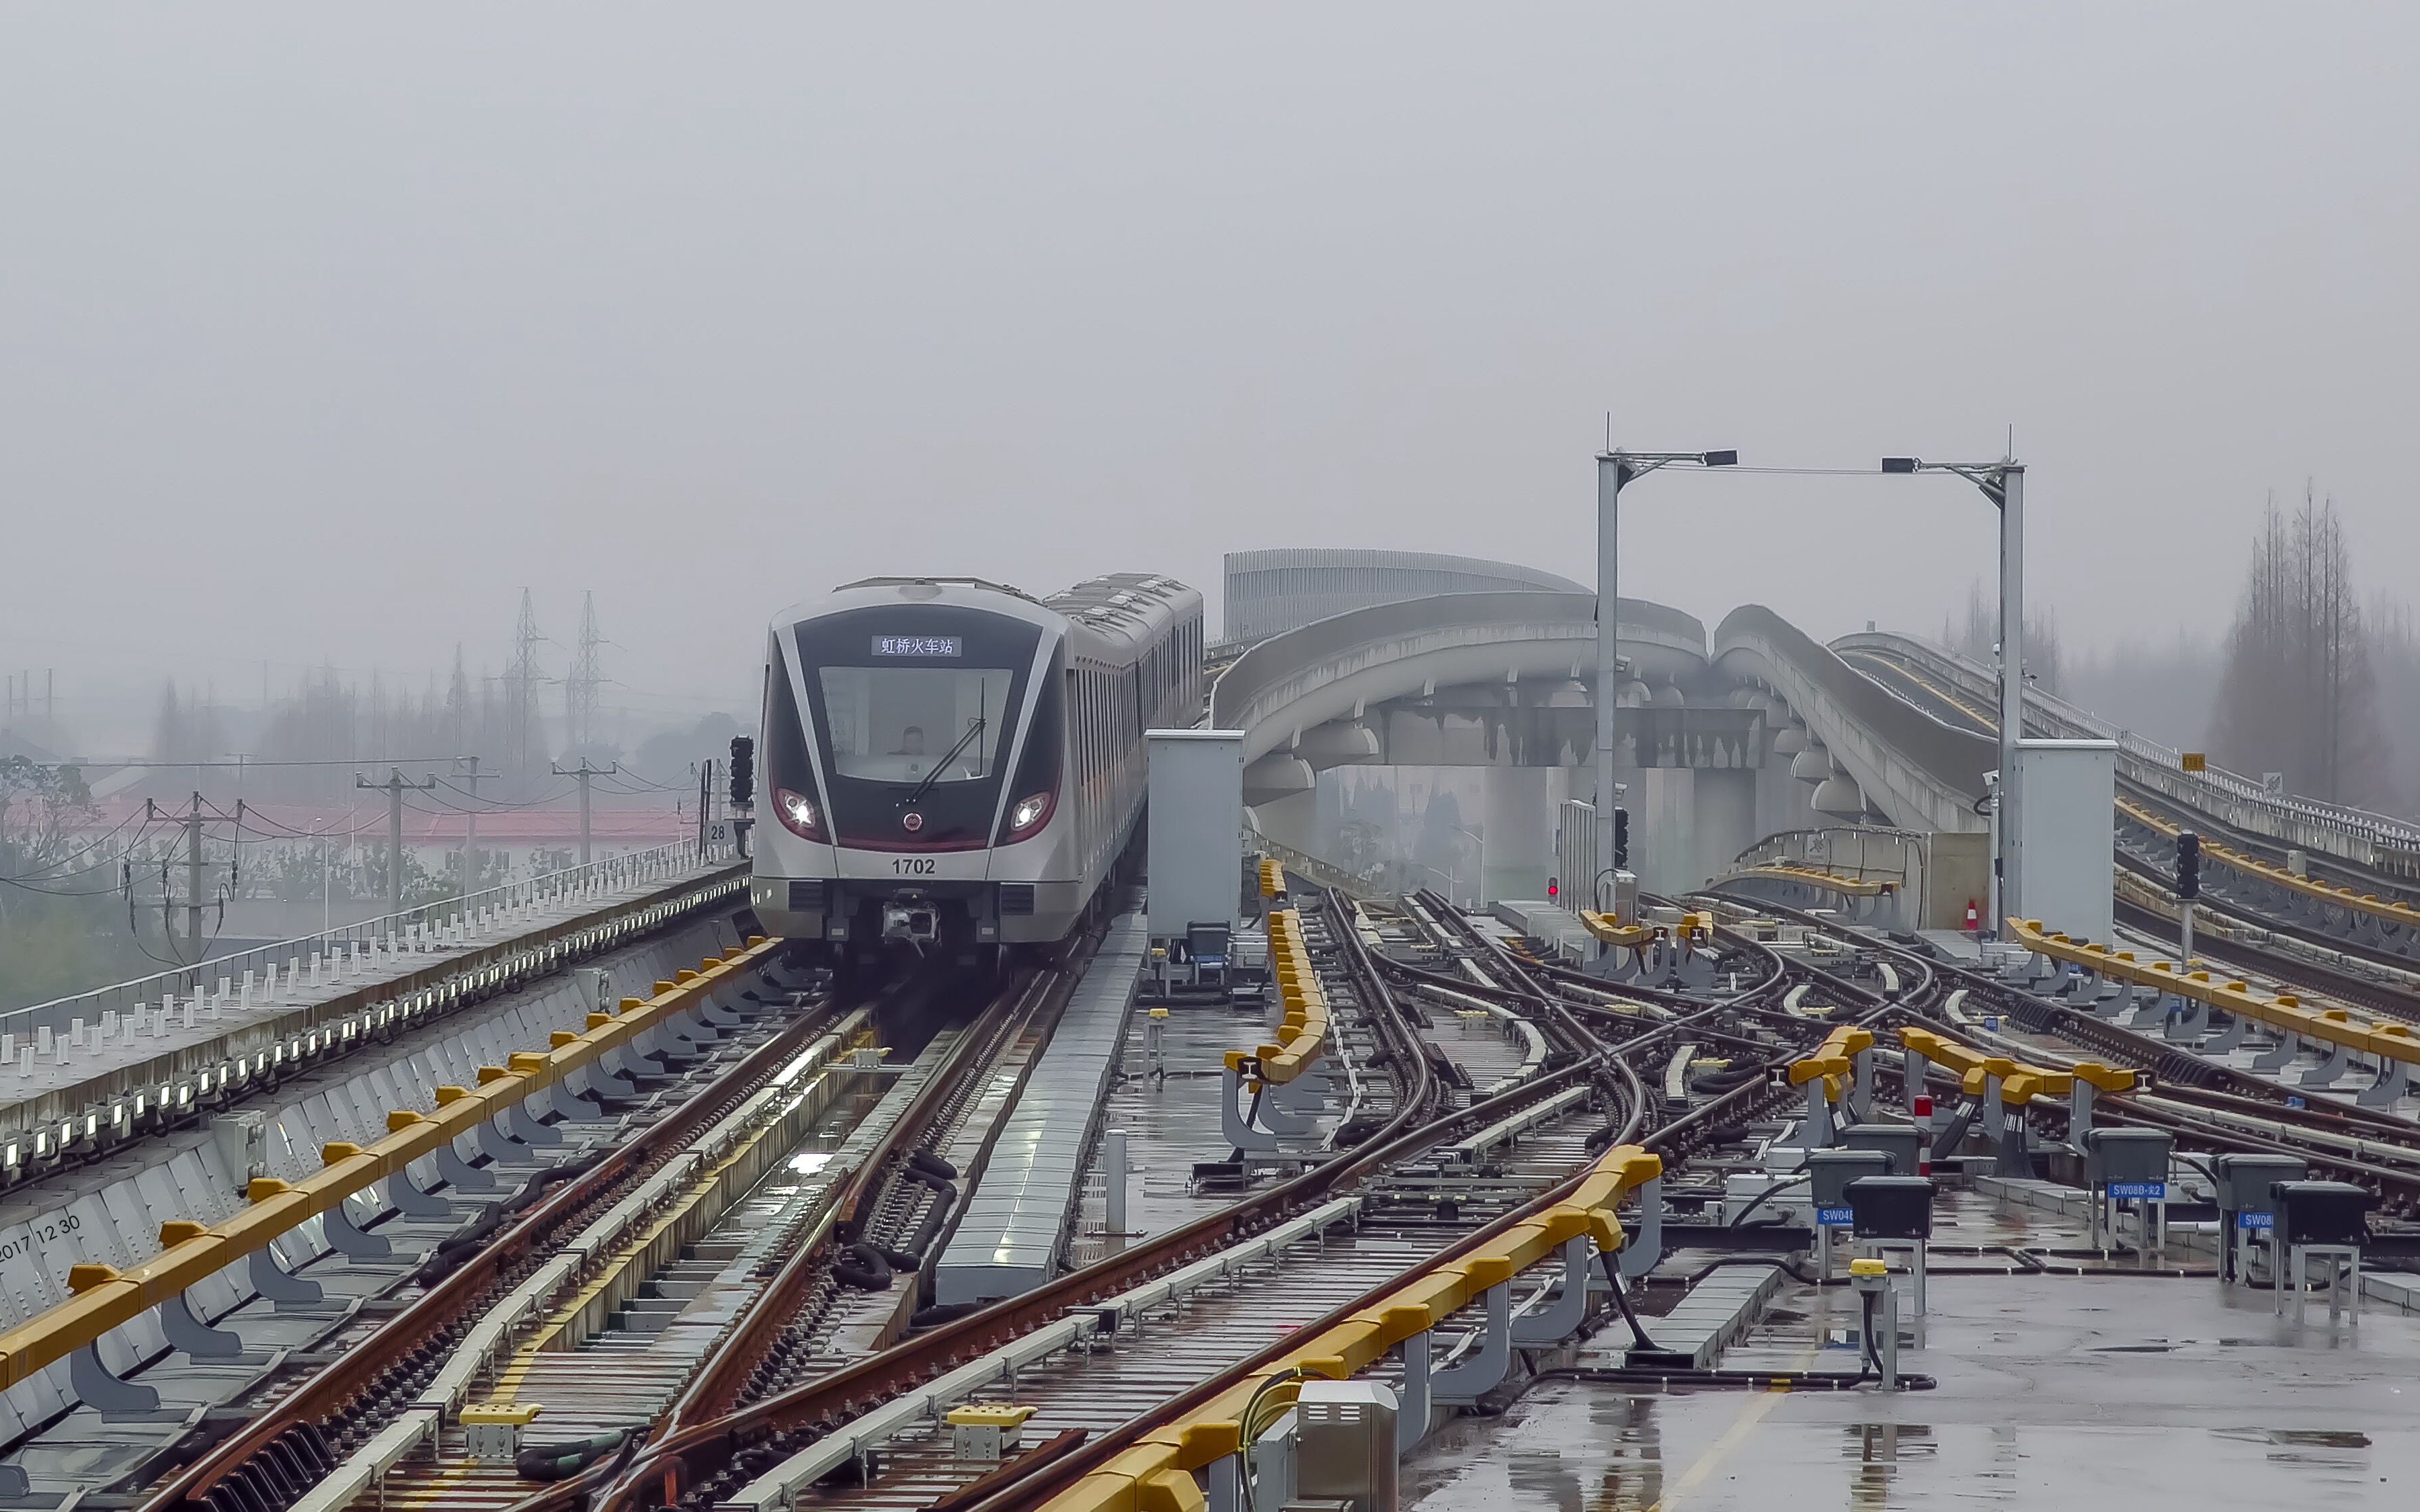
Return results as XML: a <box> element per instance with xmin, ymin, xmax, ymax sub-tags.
<box><xmin>1219</xmin><ymin>909</ymin><xmax>1334</xmax><ymax>1151</ymax></box>
<box><xmin>2120</xmin><ymin>798</ymin><xmax>2420</xmax><ymax>931</ymax></box>
<box><xmin>1576</xmin><ymin>912</ymin><xmax>1651</xmax><ymax>948</ymax></box>
<box><xmin>1897</xmin><ymin>1025</ymin><xmax>2134</xmax><ymax>1173</ymax></box>
<box><xmin>1578</xmin><ymin>912</ymin><xmax>1716</xmax><ymax>986</ymax></box>
<box><xmin>1787</xmin><ymin>1026</ymin><xmax>1873</xmax><ymax>1145</ymax></box>
<box><xmin>287</xmin><ymin>1016</ymin><xmax>865</xmax><ymax>1512</ymax></box>
<box><xmin>723</xmin><ymin>1199</ymin><xmax>1367</xmax><ymax>1509</ymax></box>
<box><xmin>1732</xmin><ymin>863</ymin><xmax>1893</xmax><ymax>898</ymax></box>
<box><xmin>1039</xmin><ymin>1144</ymin><xmax>1665</xmax><ymax>1512</ymax></box>
<box><xmin>0</xmin><ymin>937</ymin><xmax>782</xmax><ymax>1398</ymax></box>
<box><xmin>2005</xmin><ymin>917</ymin><xmax>2420</xmax><ymax>1102</ymax></box>
<box><xmin>0</xmin><ymin>861</ymin><xmax>743</xmax><ymax>1189</ymax></box>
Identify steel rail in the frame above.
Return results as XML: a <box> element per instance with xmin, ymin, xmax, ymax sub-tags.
<box><xmin>967</xmin><ymin>1005</ymin><xmax>1831</xmax><ymax>1512</ymax></box>
<box><xmin>140</xmin><ymin>964</ymin><xmax>850</xmax><ymax>1512</ymax></box>
<box><xmin>565</xmin><ymin>884</ymin><xmax>1495</xmax><ymax>1512</ymax></box>
<box><xmin>661</xmin><ymin>962</ymin><xmax>1059</xmax><ymax>1435</ymax></box>
<box><xmin>1713</xmin><ymin>890</ymin><xmax>2420</xmax><ymax>1213</ymax></box>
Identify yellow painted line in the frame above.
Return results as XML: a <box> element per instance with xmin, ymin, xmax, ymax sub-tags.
<box><xmin>1644</xmin><ymin>1281</ymin><xmax>1825</xmax><ymax>1511</ymax></box>
<box><xmin>1649</xmin><ymin>1388</ymin><xmax>1787</xmax><ymax>1511</ymax></box>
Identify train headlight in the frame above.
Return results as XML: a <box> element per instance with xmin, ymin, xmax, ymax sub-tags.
<box><xmin>773</xmin><ymin>786</ymin><xmax>829</xmax><ymax>843</ymax></box>
<box><xmin>1004</xmin><ymin>788</ymin><xmax>1055</xmax><ymax>843</ymax></box>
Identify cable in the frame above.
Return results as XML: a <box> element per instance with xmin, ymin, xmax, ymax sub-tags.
<box><xmin>1599</xmin><ymin>1251</ymin><xmax>1659</xmax><ymax>1355</ymax></box>
<box><xmin>1856</xmin><ymin>1288</ymin><xmax>1884</xmax><ymax>1380</ymax></box>
<box><xmin>230</xmin><ymin>806</ymin><xmax>388</xmax><ymax>839</ymax></box>
<box><xmin>0</xmin><ymin>870</ymin><xmax>128</xmax><ymax>898</ymax></box>
<box><xmin>1234</xmin><ymin>1367</ymin><xmax>1307</xmax><ymax>1512</ymax></box>
<box><xmin>415</xmin><ymin>782</ymin><xmax>575</xmax><ymax>812</ymax></box>
<box><xmin>1728</xmin><ymin>1174</ymin><xmax>1808</xmax><ymax>1228</ymax></box>
<box><xmin>91</xmin><ymin>755</ymin><xmax>465</xmax><ymax>769</ymax></box>
<box><xmin>1</xmin><ymin>805</ymin><xmax>151</xmax><ymax>881</ymax></box>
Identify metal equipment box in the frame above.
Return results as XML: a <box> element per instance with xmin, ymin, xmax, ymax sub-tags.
<box><xmin>2083</xmin><ymin>1127</ymin><xmax>2172</xmax><ymax>1187</ymax></box>
<box><xmin>1805</xmin><ymin>1148</ymin><xmax>1893</xmax><ymax>1223</ymax></box>
<box><xmin>1293</xmin><ymin>1380</ymin><xmax>1399</xmax><ymax>1512</ymax></box>
<box><xmin>2273</xmin><ymin>1181</ymin><xmax>2370</xmax><ymax>1246</ymax></box>
<box><xmin>2012</xmin><ymin>740</ymin><xmax>2116</xmax><ymax>946</ymax></box>
<box><xmin>2212</xmin><ymin>1153</ymin><xmax>2306</xmax><ymax>1219</ymax></box>
<box><xmin>1146</xmin><ymin>729</ymin><xmax>1245</xmax><ymax>956</ymax></box>
<box><xmin>1841</xmin><ymin>1122</ymin><xmax>1924</xmax><ymax>1177</ymax></box>
<box><xmin>1846</xmin><ymin>1175</ymin><xmax>1935</xmax><ymax>1241</ymax></box>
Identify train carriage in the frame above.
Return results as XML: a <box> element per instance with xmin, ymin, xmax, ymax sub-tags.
<box><xmin>750</xmin><ymin>573</ymin><xmax>1202</xmax><ymax>967</ymax></box>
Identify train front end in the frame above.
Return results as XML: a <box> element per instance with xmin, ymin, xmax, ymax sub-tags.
<box><xmin>750</xmin><ymin>579</ymin><xmax>1066</xmax><ymax>964</ymax></box>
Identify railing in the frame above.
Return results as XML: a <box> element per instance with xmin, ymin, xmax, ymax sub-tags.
<box><xmin>1256</xmin><ymin>837</ymin><xmax>1385</xmax><ymax>899</ymax></box>
<box><xmin>1832</xmin><ymin>630</ymin><xmax>2420</xmax><ymax>874</ymax></box>
<box><xmin>1730</xmin><ymin>826</ymin><xmax>1922</xmax><ymax>894</ymax></box>
<box><xmin>3</xmin><ymin>838</ymin><xmax>737</xmax><ymax>1040</ymax></box>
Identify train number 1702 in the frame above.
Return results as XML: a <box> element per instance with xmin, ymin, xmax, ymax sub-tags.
<box><xmin>892</xmin><ymin>857</ymin><xmax>936</xmax><ymax>875</ymax></box>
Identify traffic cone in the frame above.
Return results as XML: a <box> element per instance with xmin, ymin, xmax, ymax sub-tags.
<box><xmin>1964</xmin><ymin>898</ymin><xmax>1980</xmax><ymax>933</ymax></box>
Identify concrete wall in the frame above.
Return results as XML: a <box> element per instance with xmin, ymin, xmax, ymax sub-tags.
<box><xmin>1924</xmin><ymin>831</ymin><xmax>1991</xmax><ymax>933</ymax></box>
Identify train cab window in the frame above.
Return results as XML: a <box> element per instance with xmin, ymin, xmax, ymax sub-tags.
<box><xmin>818</xmin><ymin>665</ymin><xmax>1012</xmax><ymax>784</ymax></box>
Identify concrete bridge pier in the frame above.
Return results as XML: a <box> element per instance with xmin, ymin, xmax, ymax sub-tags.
<box><xmin>1482</xmin><ymin>767</ymin><xmax>1557</xmax><ymax>901</ymax></box>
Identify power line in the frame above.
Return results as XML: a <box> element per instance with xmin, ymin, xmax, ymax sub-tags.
<box><xmin>86</xmin><ymin>757</ymin><xmax>465</xmax><ymax>769</ymax></box>
<box><xmin>225</xmin><ymin>806</ymin><xmax>389</xmax><ymax>840</ymax></box>
<box><xmin>1</xmin><ymin>804</ymin><xmax>152</xmax><ymax>882</ymax></box>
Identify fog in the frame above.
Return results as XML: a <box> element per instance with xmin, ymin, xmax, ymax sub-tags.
<box><xmin>3</xmin><ymin>5</ymin><xmax>2415</xmax><ymax>749</ymax></box>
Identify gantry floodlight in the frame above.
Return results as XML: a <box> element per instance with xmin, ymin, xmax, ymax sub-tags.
<box><xmin>1590</xmin><ymin>445</ymin><xmax>1738</xmax><ymax>913</ymax></box>
<box><xmin>1881</xmin><ymin>453</ymin><xmax>2027</xmax><ymax>932</ymax></box>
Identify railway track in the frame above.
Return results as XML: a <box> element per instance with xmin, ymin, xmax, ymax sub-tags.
<box><xmin>563</xmin><ymin>886</ymin><xmax>1460</xmax><ymax>1512</ymax></box>
<box><xmin>162</xmin><ymin>880</ymin><xmax>1999</xmax><ymax>1512</ymax></box>
<box><xmin>1704</xmin><ymin>888</ymin><xmax>2420</xmax><ymax>1217</ymax></box>
<box><xmin>936</xmin><ymin>897</ymin><xmax>1863</xmax><ymax>1512</ymax></box>
<box><xmin>138</xmin><ymin>962</ymin><xmax>860</xmax><ymax>1512</ymax></box>
<box><xmin>136</xmin><ymin>949</ymin><xmax>1043</xmax><ymax>1512</ymax></box>
<box><xmin>2111</xmin><ymin>853</ymin><xmax>2420</xmax><ymax>1021</ymax></box>
<box><xmin>568</xmin><ymin>882</ymin><xmax>1873</xmax><ymax>1512</ymax></box>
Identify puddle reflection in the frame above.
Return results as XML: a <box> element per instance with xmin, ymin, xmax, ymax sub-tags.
<box><xmin>1843</xmin><ymin>1423</ymin><xmax>1936</xmax><ymax>1511</ymax></box>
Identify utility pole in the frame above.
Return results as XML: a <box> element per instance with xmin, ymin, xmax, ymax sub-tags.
<box><xmin>454</xmin><ymin>755</ymin><xmax>487</xmax><ymax>902</ymax></box>
<box><xmin>696</xmin><ymin>759</ymin><xmax>715</xmax><ymax>858</ymax></box>
<box><xmin>184</xmin><ymin>794</ymin><xmax>203</xmax><ymax>960</ymax></box>
<box><xmin>357</xmin><ymin>769</ymin><xmax>438</xmax><ymax>919</ymax></box>
<box><xmin>552</xmin><ymin>757</ymin><xmax>618</xmax><ymax>865</ymax></box>
<box><xmin>142</xmin><ymin>793</ymin><xmax>245</xmax><ymax>965</ymax></box>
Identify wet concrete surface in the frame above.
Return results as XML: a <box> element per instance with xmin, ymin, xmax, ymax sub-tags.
<box><xmin>1408</xmin><ymin>1186</ymin><xmax>2420</xmax><ymax>1509</ymax></box>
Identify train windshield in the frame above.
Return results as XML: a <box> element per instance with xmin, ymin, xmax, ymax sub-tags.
<box><xmin>816</xmin><ymin>667</ymin><xmax>1012</xmax><ymax>784</ymax></box>
<box><xmin>788</xmin><ymin>605</ymin><xmax>1044</xmax><ymax>849</ymax></box>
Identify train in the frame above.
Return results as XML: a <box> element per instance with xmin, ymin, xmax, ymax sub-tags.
<box><xmin>749</xmin><ymin>573</ymin><xmax>1203</xmax><ymax>970</ymax></box>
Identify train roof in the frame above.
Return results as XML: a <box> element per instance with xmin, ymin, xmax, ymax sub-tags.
<box><xmin>1043</xmin><ymin>573</ymin><xmax>1197</xmax><ymax>636</ymax></box>
<box><xmin>770</xmin><ymin>574</ymin><xmax>1197</xmax><ymax>642</ymax></box>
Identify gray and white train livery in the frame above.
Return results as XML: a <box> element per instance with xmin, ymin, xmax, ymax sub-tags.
<box><xmin>750</xmin><ymin>573</ymin><xmax>1203</xmax><ymax>967</ymax></box>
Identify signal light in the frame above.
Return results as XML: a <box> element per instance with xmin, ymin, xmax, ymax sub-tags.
<box><xmin>2177</xmin><ymin>831</ymin><xmax>2201</xmax><ymax>900</ymax></box>
<box><xmin>728</xmin><ymin>736</ymin><xmax>755</xmax><ymax>807</ymax></box>
<box><xmin>1547</xmin><ymin>877</ymin><xmax>1559</xmax><ymax>899</ymax></box>
<box><xmin>1613</xmin><ymin>807</ymin><xmax>1630</xmax><ymax>870</ymax></box>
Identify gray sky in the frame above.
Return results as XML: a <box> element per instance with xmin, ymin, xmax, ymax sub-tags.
<box><xmin>4</xmin><ymin>5</ymin><xmax>2414</xmax><ymax>743</ymax></box>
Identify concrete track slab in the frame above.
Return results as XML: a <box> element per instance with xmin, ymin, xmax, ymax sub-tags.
<box><xmin>1411</xmin><ymin>1187</ymin><xmax>2420</xmax><ymax>1510</ymax></box>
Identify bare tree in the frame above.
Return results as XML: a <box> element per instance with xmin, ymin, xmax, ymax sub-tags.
<box><xmin>2210</xmin><ymin>485</ymin><xmax>2391</xmax><ymax>806</ymax></box>
<box><xmin>1942</xmin><ymin>579</ymin><xmax>2063</xmax><ymax>695</ymax></box>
